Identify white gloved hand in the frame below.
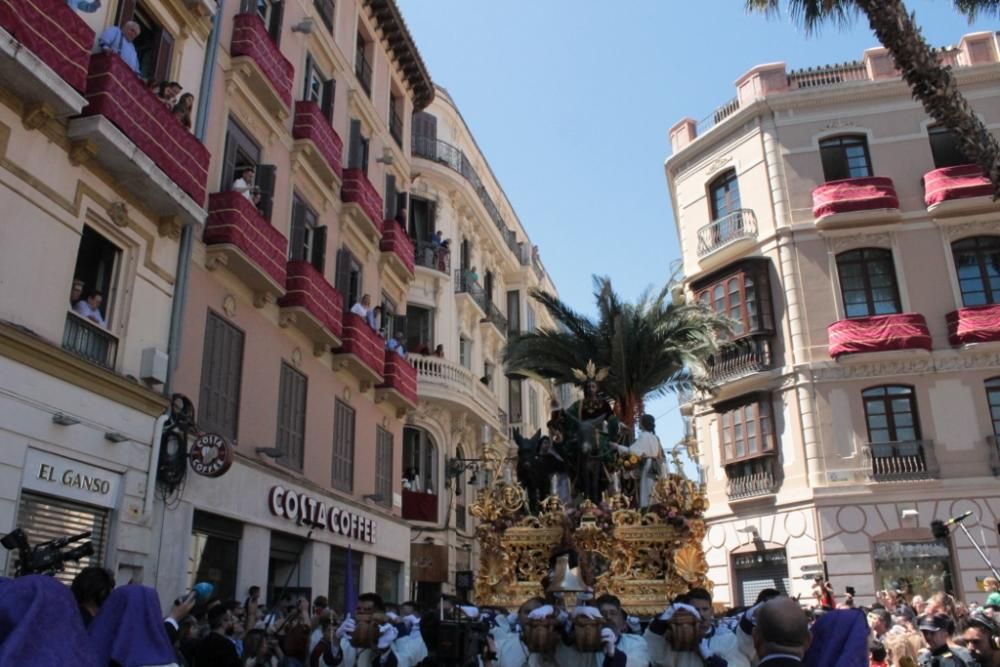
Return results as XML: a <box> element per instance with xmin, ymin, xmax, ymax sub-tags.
<box><xmin>377</xmin><ymin>622</ymin><xmax>399</xmax><ymax>650</ymax></box>
<box><xmin>403</xmin><ymin>613</ymin><xmax>421</xmax><ymax>630</ymax></box>
<box><xmin>527</xmin><ymin>604</ymin><xmax>554</xmax><ymax>620</ymax></box>
<box><xmin>459</xmin><ymin>605</ymin><xmax>480</xmax><ymax>620</ymax></box>
<box><xmin>627</xmin><ymin>615</ymin><xmax>641</xmax><ymax>633</ymax></box>
<box><xmin>601</xmin><ymin>627</ymin><xmax>617</xmax><ymax>656</ymax></box>
<box><xmin>659</xmin><ymin>602</ymin><xmax>702</xmax><ymax>622</ymax></box>
<box><xmin>336</xmin><ymin>617</ymin><xmax>356</xmax><ymax>639</ymax></box>
<box><xmin>386</xmin><ymin>611</ymin><xmax>399</xmax><ymax>622</ymax></box>
<box><xmin>699</xmin><ymin>638</ymin><xmax>712</xmax><ymax>660</ymax></box>
<box><xmin>507</xmin><ymin>612</ymin><xmax>519</xmax><ymax>627</ymax></box>
<box><xmin>572</xmin><ymin>606</ymin><xmax>604</xmax><ymax>620</ymax></box>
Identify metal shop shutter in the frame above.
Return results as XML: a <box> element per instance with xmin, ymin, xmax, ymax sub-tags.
<box><xmin>733</xmin><ymin>549</ymin><xmax>790</xmax><ymax>606</ymax></box>
<box><xmin>8</xmin><ymin>491</ymin><xmax>110</xmax><ymax>584</ymax></box>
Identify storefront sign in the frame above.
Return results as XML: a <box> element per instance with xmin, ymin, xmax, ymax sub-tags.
<box><xmin>189</xmin><ymin>433</ymin><xmax>233</xmax><ymax>478</ymax></box>
<box><xmin>22</xmin><ymin>449</ymin><xmax>121</xmax><ymax>509</ymax></box>
<box><xmin>268</xmin><ymin>486</ymin><xmax>376</xmax><ymax>544</ymax></box>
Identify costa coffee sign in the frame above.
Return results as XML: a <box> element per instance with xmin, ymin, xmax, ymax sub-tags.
<box><xmin>189</xmin><ymin>433</ymin><xmax>233</xmax><ymax>478</ymax></box>
<box><xmin>268</xmin><ymin>485</ymin><xmax>376</xmax><ymax>544</ymax></box>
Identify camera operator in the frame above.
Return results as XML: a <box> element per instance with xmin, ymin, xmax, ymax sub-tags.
<box><xmin>556</xmin><ymin>595</ymin><xmax>649</xmax><ymax>667</ymax></box>
<box><xmin>71</xmin><ymin>565</ymin><xmax>115</xmax><ymax>627</ymax></box>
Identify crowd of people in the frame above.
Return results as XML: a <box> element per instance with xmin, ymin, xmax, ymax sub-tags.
<box><xmin>7</xmin><ymin>563</ymin><xmax>1000</xmax><ymax>667</ymax></box>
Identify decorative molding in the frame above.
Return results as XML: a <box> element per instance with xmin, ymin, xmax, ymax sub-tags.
<box><xmin>822</xmin><ymin>118</ymin><xmax>858</xmax><ymax>131</ymax></box>
<box><xmin>157</xmin><ymin>216</ymin><xmax>182</xmax><ymax>240</ymax></box>
<box><xmin>827</xmin><ymin>231</ymin><xmax>892</xmax><ymax>252</ymax></box>
<box><xmin>107</xmin><ymin>201</ymin><xmax>129</xmax><ymax>228</ymax></box>
<box><xmin>222</xmin><ymin>294</ymin><xmax>237</xmax><ymax>317</ymax></box>
<box><xmin>68</xmin><ymin>139</ymin><xmax>98</xmax><ymax>166</ymax></box>
<box><xmin>942</xmin><ymin>220</ymin><xmax>999</xmax><ymax>240</ymax></box>
<box><xmin>22</xmin><ymin>102</ymin><xmax>55</xmax><ymax>131</ymax></box>
<box><xmin>252</xmin><ymin>291</ymin><xmax>276</xmax><ymax>308</ymax></box>
<box><xmin>812</xmin><ymin>350</ymin><xmax>1000</xmax><ymax>382</ymax></box>
<box><xmin>279</xmin><ymin>312</ymin><xmax>295</xmax><ymax>328</ymax></box>
<box><xmin>291</xmin><ymin>347</ymin><xmax>302</xmax><ymax>366</ymax></box>
<box><xmin>703</xmin><ymin>155</ymin><xmax>733</xmax><ymax>176</ymax></box>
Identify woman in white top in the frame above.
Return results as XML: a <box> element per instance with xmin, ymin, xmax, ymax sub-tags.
<box><xmin>616</xmin><ymin>414</ymin><xmax>663</xmax><ymax>509</ymax></box>
<box><xmin>350</xmin><ymin>294</ymin><xmax>371</xmax><ymax>320</ymax></box>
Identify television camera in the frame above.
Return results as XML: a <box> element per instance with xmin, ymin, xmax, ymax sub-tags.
<box><xmin>1</xmin><ymin>528</ymin><xmax>94</xmax><ymax>576</ymax></box>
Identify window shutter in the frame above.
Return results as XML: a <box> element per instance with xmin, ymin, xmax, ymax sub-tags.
<box><xmin>395</xmin><ymin>192</ymin><xmax>408</xmax><ymax>224</ymax></box>
<box><xmin>303</xmin><ymin>55</ymin><xmax>314</xmax><ymax>102</ymax></box>
<box><xmin>721</xmin><ymin>413</ymin><xmax>735</xmax><ymax>463</ymax></box>
<box><xmin>360</xmin><ymin>136</ymin><xmax>370</xmax><ymax>174</ymax></box>
<box><xmin>335</xmin><ymin>248</ymin><xmax>352</xmax><ymax>302</ymax></box>
<box><xmin>152</xmin><ymin>29</ymin><xmax>174</xmax><ymax>86</ymax></box>
<box><xmin>311</xmin><ymin>226</ymin><xmax>327</xmax><ymax>273</ymax></box>
<box><xmin>384</xmin><ymin>175</ymin><xmax>396</xmax><ymax>221</ymax></box>
<box><xmin>238</xmin><ymin>0</ymin><xmax>254</xmax><ymax>13</ymax></box>
<box><xmin>412</xmin><ymin>111</ymin><xmax>437</xmax><ymax>145</ymax></box>
<box><xmin>268</xmin><ymin>0</ymin><xmax>284</xmax><ymax>44</ymax></box>
<box><xmin>289</xmin><ymin>197</ymin><xmax>306</xmax><ymax>261</ymax></box>
<box><xmin>115</xmin><ymin>0</ymin><xmax>137</xmax><ymax>23</ymax></box>
<box><xmin>321</xmin><ymin>78</ymin><xmax>335</xmax><ymax>122</ymax></box>
<box><xmin>348</xmin><ymin>120</ymin><xmax>362</xmax><ymax>170</ymax></box>
<box><xmin>254</xmin><ymin>164</ymin><xmax>277</xmax><ymax>221</ymax></box>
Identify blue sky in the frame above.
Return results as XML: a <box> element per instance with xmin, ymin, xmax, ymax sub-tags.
<box><xmin>396</xmin><ymin>1</ymin><xmax>997</xmax><ymax>465</ymax></box>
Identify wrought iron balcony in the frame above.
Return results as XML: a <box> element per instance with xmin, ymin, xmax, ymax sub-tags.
<box><xmin>63</xmin><ymin>311</ymin><xmax>117</xmax><ymax>369</ymax></box>
<box><xmin>708</xmin><ymin>335</ymin><xmax>772</xmax><ymax>384</ymax></box>
<box><xmin>454</xmin><ymin>270</ymin><xmax>487</xmax><ymax>314</ymax></box>
<box><xmin>412</xmin><ymin>134</ymin><xmax>525</xmax><ymax>264</ymax></box>
<box><xmin>696</xmin><ymin>209</ymin><xmax>757</xmax><ymax>258</ymax></box>
<box><xmin>862</xmin><ymin>440</ymin><xmax>939</xmax><ymax>483</ymax></box>
<box><xmin>726</xmin><ymin>457</ymin><xmax>778</xmax><ymax>501</ymax></box>
<box><xmin>413</xmin><ymin>240</ymin><xmax>451</xmax><ymax>274</ymax></box>
<box><xmin>482</xmin><ymin>300</ymin><xmax>508</xmax><ymax>338</ymax></box>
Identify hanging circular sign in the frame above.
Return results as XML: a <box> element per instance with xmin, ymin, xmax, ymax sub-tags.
<box><xmin>189</xmin><ymin>433</ymin><xmax>233</xmax><ymax>478</ymax></box>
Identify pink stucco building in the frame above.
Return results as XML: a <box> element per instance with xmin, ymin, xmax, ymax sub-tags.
<box><xmin>667</xmin><ymin>32</ymin><xmax>1000</xmax><ymax>606</ymax></box>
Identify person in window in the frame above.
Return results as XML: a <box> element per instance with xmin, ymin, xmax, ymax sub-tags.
<box><xmin>98</xmin><ymin>21</ymin><xmax>142</xmax><ymax>75</ymax></box>
<box><xmin>74</xmin><ymin>290</ymin><xmax>108</xmax><ymax>328</ymax></box>
<box><xmin>386</xmin><ymin>332</ymin><xmax>407</xmax><ymax>359</ymax></box>
<box><xmin>464</xmin><ymin>265</ymin><xmax>479</xmax><ymax>286</ymax></box>
<box><xmin>232</xmin><ymin>165</ymin><xmax>257</xmax><ymax>201</ymax></box>
<box><xmin>402</xmin><ymin>466</ymin><xmax>421</xmax><ymax>492</ymax></box>
<box><xmin>154</xmin><ymin>81</ymin><xmax>183</xmax><ymax>109</ymax></box>
<box><xmin>437</xmin><ymin>239</ymin><xmax>450</xmax><ymax>272</ymax></box>
<box><xmin>67</xmin><ymin>0</ymin><xmax>101</xmax><ymax>12</ymax></box>
<box><xmin>367</xmin><ymin>305</ymin><xmax>382</xmax><ymax>334</ymax></box>
<box><xmin>172</xmin><ymin>93</ymin><xmax>195</xmax><ymax>130</ymax></box>
<box><xmin>433</xmin><ymin>344</ymin><xmax>444</xmax><ymax>358</ymax></box>
<box><xmin>70</xmin><ymin>278</ymin><xmax>85</xmax><ymax>307</ymax></box>
<box><xmin>350</xmin><ymin>294</ymin><xmax>371</xmax><ymax>320</ymax></box>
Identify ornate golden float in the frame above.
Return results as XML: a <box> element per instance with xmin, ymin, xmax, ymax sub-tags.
<box><xmin>470</xmin><ymin>461</ymin><xmax>712</xmax><ymax>617</ymax></box>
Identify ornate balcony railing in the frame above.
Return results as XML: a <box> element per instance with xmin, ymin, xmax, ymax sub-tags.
<box><xmin>292</xmin><ymin>100</ymin><xmax>344</xmax><ymax>180</ymax></box>
<box><xmin>482</xmin><ymin>300</ymin><xmax>508</xmax><ymax>337</ymax></box>
<box><xmin>828</xmin><ymin>314</ymin><xmax>932</xmax><ymax>359</ymax></box>
<box><xmin>788</xmin><ymin>61</ymin><xmax>868</xmax><ymax>89</ymax></box>
<box><xmin>862</xmin><ymin>440</ymin><xmax>939</xmax><ymax>482</ymax></box>
<box><xmin>708</xmin><ymin>335</ymin><xmax>772</xmax><ymax>383</ymax></box>
<box><xmin>947</xmin><ymin>304</ymin><xmax>1000</xmax><ymax>347</ymax></box>
<box><xmin>413</xmin><ymin>240</ymin><xmax>451</xmax><ymax>274</ymax></box>
<box><xmin>231</xmin><ymin>12</ymin><xmax>294</xmax><ymax>110</ymax></box>
<box><xmin>454</xmin><ymin>270</ymin><xmax>487</xmax><ymax>313</ymax></box>
<box><xmin>726</xmin><ymin>458</ymin><xmax>778</xmax><ymax>501</ymax></box>
<box><xmin>341</xmin><ymin>168</ymin><xmax>383</xmax><ymax>231</ymax></box>
<box><xmin>696</xmin><ymin>209</ymin><xmax>758</xmax><ymax>257</ymax></box>
<box><xmin>63</xmin><ymin>311</ymin><xmax>117</xmax><ymax>369</ymax></box>
<box><xmin>411</xmin><ymin>356</ymin><xmax>499</xmax><ymax>425</ymax></box>
<box><xmin>412</xmin><ymin>134</ymin><xmax>525</xmax><ymax>264</ymax></box>
<box><xmin>1</xmin><ymin>0</ymin><xmax>94</xmax><ymax>94</ymax></box>
<box><xmin>78</xmin><ymin>53</ymin><xmax>211</xmax><ymax>207</ymax></box>
<box><xmin>812</xmin><ymin>177</ymin><xmax>899</xmax><ymax>224</ymax></box>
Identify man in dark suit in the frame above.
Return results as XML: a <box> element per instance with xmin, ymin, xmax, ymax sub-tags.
<box><xmin>193</xmin><ymin>604</ymin><xmax>241</xmax><ymax>667</ymax></box>
<box><xmin>753</xmin><ymin>597</ymin><xmax>811</xmax><ymax>666</ymax></box>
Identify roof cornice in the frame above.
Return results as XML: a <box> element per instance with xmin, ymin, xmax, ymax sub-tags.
<box><xmin>365</xmin><ymin>0</ymin><xmax>434</xmax><ymax>111</ymax></box>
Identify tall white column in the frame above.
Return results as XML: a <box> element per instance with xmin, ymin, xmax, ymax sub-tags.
<box><xmin>237</xmin><ymin>525</ymin><xmax>271</xmax><ymax>604</ymax></box>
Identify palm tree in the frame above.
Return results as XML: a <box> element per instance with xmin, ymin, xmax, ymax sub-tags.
<box><xmin>503</xmin><ymin>276</ymin><xmax>728</xmax><ymax>431</ymax></box>
<box><xmin>747</xmin><ymin>0</ymin><xmax>1000</xmax><ymax>197</ymax></box>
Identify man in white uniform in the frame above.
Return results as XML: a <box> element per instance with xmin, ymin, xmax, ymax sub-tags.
<box><xmin>645</xmin><ymin>589</ymin><xmax>749</xmax><ymax>667</ymax></box>
<box><xmin>556</xmin><ymin>595</ymin><xmax>649</xmax><ymax>667</ymax></box>
<box><xmin>323</xmin><ymin>593</ymin><xmax>426</xmax><ymax>667</ymax></box>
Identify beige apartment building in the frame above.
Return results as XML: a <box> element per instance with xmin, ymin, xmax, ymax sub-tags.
<box><xmin>667</xmin><ymin>32</ymin><xmax>1000</xmax><ymax>607</ymax></box>
<box><xmin>403</xmin><ymin>86</ymin><xmax>557</xmax><ymax>605</ymax></box>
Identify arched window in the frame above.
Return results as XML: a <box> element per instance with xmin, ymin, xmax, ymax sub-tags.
<box><xmin>836</xmin><ymin>248</ymin><xmax>901</xmax><ymax>318</ymax></box>
<box><xmin>819</xmin><ymin>135</ymin><xmax>872</xmax><ymax>181</ymax></box>
<box><xmin>951</xmin><ymin>236</ymin><xmax>1000</xmax><ymax>306</ymax></box>
<box><xmin>708</xmin><ymin>169</ymin><xmax>741</xmax><ymax>220</ymax></box>
<box><xmin>862</xmin><ymin>386</ymin><xmax>920</xmax><ymax>443</ymax></box>
<box><xmin>403</xmin><ymin>427</ymin><xmax>438</xmax><ymax>494</ymax></box>
<box><xmin>985</xmin><ymin>378</ymin><xmax>1000</xmax><ymax>438</ymax></box>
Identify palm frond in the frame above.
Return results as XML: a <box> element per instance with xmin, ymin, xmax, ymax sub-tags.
<box><xmin>953</xmin><ymin>0</ymin><xmax>1000</xmax><ymax>20</ymax></box>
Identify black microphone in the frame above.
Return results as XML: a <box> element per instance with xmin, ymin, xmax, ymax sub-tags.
<box><xmin>945</xmin><ymin>511</ymin><xmax>974</xmax><ymax>526</ymax></box>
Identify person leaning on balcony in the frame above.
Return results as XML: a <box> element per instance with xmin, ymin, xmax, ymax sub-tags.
<box><xmin>70</xmin><ymin>279</ymin><xmax>85</xmax><ymax>307</ymax></box>
<box><xmin>350</xmin><ymin>294</ymin><xmax>371</xmax><ymax>321</ymax></box>
<box><xmin>154</xmin><ymin>81</ymin><xmax>182</xmax><ymax>109</ymax></box>
<box><xmin>368</xmin><ymin>305</ymin><xmax>382</xmax><ymax>334</ymax></box>
<box><xmin>74</xmin><ymin>290</ymin><xmax>107</xmax><ymax>328</ymax></box>
<box><xmin>387</xmin><ymin>332</ymin><xmax>407</xmax><ymax>359</ymax></box>
<box><xmin>98</xmin><ymin>21</ymin><xmax>141</xmax><ymax>75</ymax></box>
<box><xmin>433</xmin><ymin>344</ymin><xmax>444</xmax><ymax>358</ymax></box>
<box><xmin>172</xmin><ymin>93</ymin><xmax>194</xmax><ymax>130</ymax></box>
<box><xmin>232</xmin><ymin>165</ymin><xmax>257</xmax><ymax>201</ymax></box>
<box><xmin>67</xmin><ymin>0</ymin><xmax>101</xmax><ymax>13</ymax></box>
